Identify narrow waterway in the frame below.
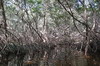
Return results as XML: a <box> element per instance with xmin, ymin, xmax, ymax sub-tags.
<box><xmin>0</xmin><ymin>44</ymin><xmax>100</xmax><ymax>66</ymax></box>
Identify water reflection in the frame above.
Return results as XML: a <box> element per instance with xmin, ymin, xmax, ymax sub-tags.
<box><xmin>23</xmin><ymin>50</ymin><xmax>100</xmax><ymax>66</ymax></box>
<box><xmin>0</xmin><ymin>44</ymin><xmax>100</xmax><ymax>66</ymax></box>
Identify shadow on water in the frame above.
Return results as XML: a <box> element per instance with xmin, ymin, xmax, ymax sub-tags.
<box><xmin>0</xmin><ymin>44</ymin><xmax>100</xmax><ymax>66</ymax></box>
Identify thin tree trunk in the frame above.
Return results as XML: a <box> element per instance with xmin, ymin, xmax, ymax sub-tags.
<box><xmin>0</xmin><ymin>0</ymin><xmax>7</xmax><ymax>37</ymax></box>
<box><xmin>84</xmin><ymin>7</ymin><xmax>89</xmax><ymax>56</ymax></box>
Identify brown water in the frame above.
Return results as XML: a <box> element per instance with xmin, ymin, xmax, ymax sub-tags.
<box><xmin>22</xmin><ymin>51</ymin><xmax>100</xmax><ymax>66</ymax></box>
<box><xmin>0</xmin><ymin>46</ymin><xmax>100</xmax><ymax>66</ymax></box>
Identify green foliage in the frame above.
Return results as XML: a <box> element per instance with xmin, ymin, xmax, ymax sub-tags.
<box><xmin>32</xmin><ymin>5</ymin><xmax>42</xmax><ymax>13</ymax></box>
<box><xmin>27</xmin><ymin>0</ymin><xmax>35</xmax><ymax>4</ymax></box>
<box><xmin>37</xmin><ymin>0</ymin><xmax>42</xmax><ymax>4</ymax></box>
<box><xmin>27</xmin><ymin>0</ymin><xmax>42</xmax><ymax>4</ymax></box>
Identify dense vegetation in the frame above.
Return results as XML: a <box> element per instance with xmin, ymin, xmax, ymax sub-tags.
<box><xmin>0</xmin><ymin>0</ymin><xmax>100</xmax><ymax>66</ymax></box>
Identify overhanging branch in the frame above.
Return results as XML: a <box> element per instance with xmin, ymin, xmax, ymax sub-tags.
<box><xmin>57</xmin><ymin>0</ymin><xmax>90</xmax><ymax>29</ymax></box>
